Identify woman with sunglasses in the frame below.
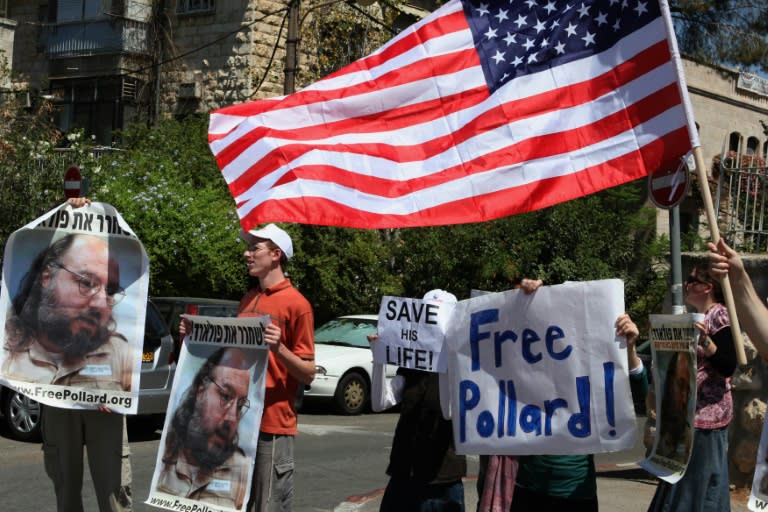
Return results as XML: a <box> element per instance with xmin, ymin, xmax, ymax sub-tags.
<box><xmin>648</xmin><ymin>263</ymin><xmax>738</xmax><ymax>512</ymax></box>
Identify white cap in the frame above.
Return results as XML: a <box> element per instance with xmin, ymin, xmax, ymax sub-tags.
<box><xmin>423</xmin><ymin>289</ymin><xmax>457</xmax><ymax>304</ymax></box>
<box><xmin>242</xmin><ymin>224</ymin><xmax>294</xmax><ymax>260</ymax></box>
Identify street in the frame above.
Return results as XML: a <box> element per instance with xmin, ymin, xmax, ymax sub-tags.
<box><xmin>0</xmin><ymin>402</ymin><xmax>650</xmax><ymax>511</ymax></box>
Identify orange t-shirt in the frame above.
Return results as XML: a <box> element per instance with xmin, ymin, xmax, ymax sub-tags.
<box><xmin>238</xmin><ymin>279</ymin><xmax>314</xmax><ymax>435</ymax></box>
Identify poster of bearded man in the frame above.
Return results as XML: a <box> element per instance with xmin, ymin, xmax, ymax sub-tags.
<box><xmin>148</xmin><ymin>314</ymin><xmax>269</xmax><ymax>512</ymax></box>
<box><xmin>0</xmin><ymin>201</ymin><xmax>148</xmax><ymax>414</ymax></box>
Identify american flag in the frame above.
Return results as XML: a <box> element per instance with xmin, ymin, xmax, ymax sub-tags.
<box><xmin>209</xmin><ymin>0</ymin><xmax>698</xmax><ymax>229</ymax></box>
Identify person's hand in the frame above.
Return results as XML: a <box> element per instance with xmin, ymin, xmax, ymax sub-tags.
<box><xmin>616</xmin><ymin>313</ymin><xmax>642</xmax><ymax>371</ymax></box>
<box><xmin>264</xmin><ymin>323</ymin><xmax>282</xmax><ymax>353</ymax></box>
<box><xmin>615</xmin><ymin>313</ymin><xmax>639</xmax><ymax>348</ymax></box>
<box><xmin>67</xmin><ymin>197</ymin><xmax>91</xmax><ymax>208</ymax></box>
<box><xmin>519</xmin><ymin>279</ymin><xmax>543</xmax><ymax>294</ymax></box>
<box><xmin>707</xmin><ymin>239</ymin><xmax>744</xmax><ymax>281</ymax></box>
<box><xmin>96</xmin><ymin>405</ymin><xmax>113</xmax><ymax>413</ymax></box>
<box><xmin>367</xmin><ymin>333</ymin><xmax>379</xmax><ymax>344</ymax></box>
<box><xmin>179</xmin><ymin>317</ymin><xmax>192</xmax><ymax>340</ymax></box>
<box><xmin>695</xmin><ymin>320</ymin><xmax>717</xmax><ymax>356</ymax></box>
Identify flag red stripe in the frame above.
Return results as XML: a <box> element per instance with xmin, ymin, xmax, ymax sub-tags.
<box><xmin>224</xmin><ymin>41</ymin><xmax>674</xmax><ymax>196</ymax></box>
<box><xmin>237</xmin><ymin>126</ymin><xmax>690</xmax><ymax>229</ymax></box>
<box><xmin>262</xmin><ymin>82</ymin><xmax>682</xmax><ymax>197</ymax></box>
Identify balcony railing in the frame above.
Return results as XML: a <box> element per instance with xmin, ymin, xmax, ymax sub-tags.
<box><xmin>713</xmin><ymin>150</ymin><xmax>768</xmax><ymax>252</ymax></box>
<box><xmin>46</xmin><ymin>18</ymin><xmax>150</xmax><ymax>58</ymax></box>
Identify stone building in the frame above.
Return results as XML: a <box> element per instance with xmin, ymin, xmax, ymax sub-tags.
<box><xmin>1</xmin><ymin>0</ymin><xmax>424</xmax><ymax>143</ymax></box>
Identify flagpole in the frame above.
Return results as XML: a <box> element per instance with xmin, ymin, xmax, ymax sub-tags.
<box><xmin>692</xmin><ymin>146</ymin><xmax>747</xmax><ymax>366</ymax></box>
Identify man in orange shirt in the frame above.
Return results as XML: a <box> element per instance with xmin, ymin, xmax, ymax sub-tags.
<box><xmin>239</xmin><ymin>224</ymin><xmax>315</xmax><ymax>512</ymax></box>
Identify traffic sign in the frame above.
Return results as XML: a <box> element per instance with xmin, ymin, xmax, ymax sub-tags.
<box><xmin>64</xmin><ymin>166</ymin><xmax>82</xmax><ymax>199</ymax></box>
<box><xmin>648</xmin><ymin>154</ymin><xmax>692</xmax><ymax>209</ymax></box>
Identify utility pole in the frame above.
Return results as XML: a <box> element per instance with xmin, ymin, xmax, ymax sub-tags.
<box><xmin>284</xmin><ymin>0</ymin><xmax>300</xmax><ymax>95</ymax></box>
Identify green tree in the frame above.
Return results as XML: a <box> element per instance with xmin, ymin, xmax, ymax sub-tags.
<box><xmin>671</xmin><ymin>0</ymin><xmax>768</xmax><ymax>73</ymax></box>
<box><xmin>89</xmin><ymin>117</ymin><xmax>248</xmax><ymax>298</ymax></box>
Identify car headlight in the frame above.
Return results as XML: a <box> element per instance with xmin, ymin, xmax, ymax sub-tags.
<box><xmin>315</xmin><ymin>365</ymin><xmax>327</xmax><ymax>376</ymax></box>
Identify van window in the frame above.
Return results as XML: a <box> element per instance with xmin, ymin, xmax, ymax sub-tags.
<box><xmin>144</xmin><ymin>302</ymin><xmax>169</xmax><ymax>351</ymax></box>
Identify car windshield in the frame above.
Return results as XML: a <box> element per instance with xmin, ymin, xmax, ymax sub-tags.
<box><xmin>314</xmin><ymin>318</ymin><xmax>376</xmax><ymax>348</ymax></box>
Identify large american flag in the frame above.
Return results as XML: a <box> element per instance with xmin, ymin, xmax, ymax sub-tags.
<box><xmin>209</xmin><ymin>0</ymin><xmax>698</xmax><ymax>229</ymax></box>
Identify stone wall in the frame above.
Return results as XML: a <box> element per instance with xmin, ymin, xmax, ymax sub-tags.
<box><xmin>159</xmin><ymin>0</ymin><xmax>300</xmax><ymax>117</ymax></box>
<box><xmin>5</xmin><ymin>1</ymin><xmax>48</xmax><ymax>91</ymax></box>
<box><xmin>0</xmin><ymin>16</ymin><xmax>16</xmax><ymax>85</ymax></box>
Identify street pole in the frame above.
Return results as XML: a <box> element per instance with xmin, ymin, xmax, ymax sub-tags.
<box><xmin>284</xmin><ymin>0</ymin><xmax>300</xmax><ymax>95</ymax></box>
<box><xmin>669</xmin><ymin>206</ymin><xmax>684</xmax><ymax>314</ymax></box>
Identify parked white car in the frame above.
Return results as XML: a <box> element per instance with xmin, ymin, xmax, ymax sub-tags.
<box><xmin>303</xmin><ymin>314</ymin><xmax>396</xmax><ymax>415</ymax></box>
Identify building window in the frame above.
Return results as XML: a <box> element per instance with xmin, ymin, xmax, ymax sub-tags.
<box><xmin>747</xmin><ymin>136</ymin><xmax>759</xmax><ymax>155</ymax></box>
<box><xmin>729</xmin><ymin>132</ymin><xmax>742</xmax><ymax>153</ymax></box>
<box><xmin>176</xmin><ymin>0</ymin><xmax>215</xmax><ymax>14</ymax></box>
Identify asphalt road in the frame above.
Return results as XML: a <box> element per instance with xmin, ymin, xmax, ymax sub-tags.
<box><xmin>0</xmin><ymin>401</ymin><xmax>649</xmax><ymax>512</ymax></box>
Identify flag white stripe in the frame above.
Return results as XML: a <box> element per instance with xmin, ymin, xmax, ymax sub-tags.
<box><xmin>235</xmin><ymin>106</ymin><xmax>687</xmax><ymax>217</ymax></box>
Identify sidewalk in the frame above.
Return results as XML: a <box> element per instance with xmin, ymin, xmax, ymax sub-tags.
<box><xmin>335</xmin><ymin>464</ymin><xmax>752</xmax><ymax>511</ymax></box>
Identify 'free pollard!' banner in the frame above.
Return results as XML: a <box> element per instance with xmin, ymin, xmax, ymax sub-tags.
<box><xmin>444</xmin><ymin>279</ymin><xmax>637</xmax><ymax>455</ymax></box>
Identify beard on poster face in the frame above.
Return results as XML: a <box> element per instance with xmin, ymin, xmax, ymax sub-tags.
<box><xmin>185</xmin><ymin>401</ymin><xmax>239</xmax><ymax>472</ymax></box>
<box><xmin>35</xmin><ymin>286</ymin><xmax>111</xmax><ymax>359</ymax></box>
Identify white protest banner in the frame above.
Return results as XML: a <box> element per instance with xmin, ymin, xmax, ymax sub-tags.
<box><xmin>444</xmin><ymin>279</ymin><xmax>636</xmax><ymax>455</ymax></box>
<box><xmin>639</xmin><ymin>314</ymin><xmax>700</xmax><ymax>483</ymax></box>
<box><xmin>147</xmin><ymin>315</ymin><xmax>270</xmax><ymax>512</ymax></box>
<box><xmin>749</xmin><ymin>414</ymin><xmax>768</xmax><ymax>511</ymax></box>
<box><xmin>373</xmin><ymin>296</ymin><xmax>455</xmax><ymax>373</ymax></box>
<box><xmin>0</xmin><ymin>202</ymin><xmax>148</xmax><ymax>414</ymax></box>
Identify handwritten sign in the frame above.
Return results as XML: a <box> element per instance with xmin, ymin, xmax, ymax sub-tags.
<box><xmin>444</xmin><ymin>279</ymin><xmax>636</xmax><ymax>455</ymax></box>
<box><xmin>373</xmin><ymin>296</ymin><xmax>455</xmax><ymax>373</ymax></box>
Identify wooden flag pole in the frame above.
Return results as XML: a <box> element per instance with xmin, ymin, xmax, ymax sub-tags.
<box><xmin>692</xmin><ymin>146</ymin><xmax>748</xmax><ymax>366</ymax></box>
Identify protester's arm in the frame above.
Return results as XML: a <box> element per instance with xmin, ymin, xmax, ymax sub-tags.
<box><xmin>265</xmin><ymin>322</ymin><xmax>316</xmax><ymax>385</ymax></box>
<box><xmin>367</xmin><ymin>334</ymin><xmax>404</xmax><ymax>411</ymax></box>
<box><xmin>697</xmin><ymin>321</ymin><xmax>738</xmax><ymax>378</ymax></box>
<box><xmin>615</xmin><ymin>313</ymin><xmax>648</xmax><ymax>402</ymax></box>
<box><xmin>708</xmin><ymin>239</ymin><xmax>768</xmax><ymax>358</ymax></box>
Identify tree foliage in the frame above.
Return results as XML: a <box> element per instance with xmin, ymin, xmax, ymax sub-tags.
<box><xmin>671</xmin><ymin>0</ymin><xmax>768</xmax><ymax>73</ymax></box>
<box><xmin>89</xmin><ymin>117</ymin><xmax>248</xmax><ymax>299</ymax></box>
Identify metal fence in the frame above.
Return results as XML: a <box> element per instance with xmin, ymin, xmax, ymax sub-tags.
<box><xmin>713</xmin><ymin>149</ymin><xmax>768</xmax><ymax>252</ymax></box>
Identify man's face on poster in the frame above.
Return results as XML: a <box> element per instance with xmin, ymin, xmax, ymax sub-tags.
<box><xmin>187</xmin><ymin>350</ymin><xmax>250</xmax><ymax>471</ymax></box>
<box><xmin>668</xmin><ymin>352</ymin><xmax>691</xmax><ymax>411</ymax></box>
<box><xmin>38</xmin><ymin>236</ymin><xmax>120</xmax><ymax>359</ymax></box>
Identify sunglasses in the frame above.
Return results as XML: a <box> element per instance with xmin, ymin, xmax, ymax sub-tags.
<box><xmin>685</xmin><ymin>275</ymin><xmax>708</xmax><ymax>286</ymax></box>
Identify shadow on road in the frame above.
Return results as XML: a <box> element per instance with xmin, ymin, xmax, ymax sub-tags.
<box><xmin>598</xmin><ymin>466</ymin><xmax>657</xmax><ymax>483</ymax></box>
<box><xmin>127</xmin><ymin>415</ymin><xmax>163</xmax><ymax>442</ymax></box>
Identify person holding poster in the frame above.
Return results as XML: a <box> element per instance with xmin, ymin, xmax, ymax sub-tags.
<box><xmin>0</xmin><ymin>197</ymin><xmax>138</xmax><ymax>512</ymax></box>
<box><xmin>509</xmin><ymin>313</ymin><xmax>647</xmax><ymax>512</ymax></box>
<box><xmin>648</xmin><ymin>263</ymin><xmax>737</xmax><ymax>512</ymax></box>
<box><xmin>369</xmin><ymin>289</ymin><xmax>466</xmax><ymax>512</ymax></box>
<box><xmin>156</xmin><ymin>347</ymin><xmax>252</xmax><ymax>509</ymax></box>
<box><xmin>237</xmin><ymin>224</ymin><xmax>315</xmax><ymax>512</ymax></box>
